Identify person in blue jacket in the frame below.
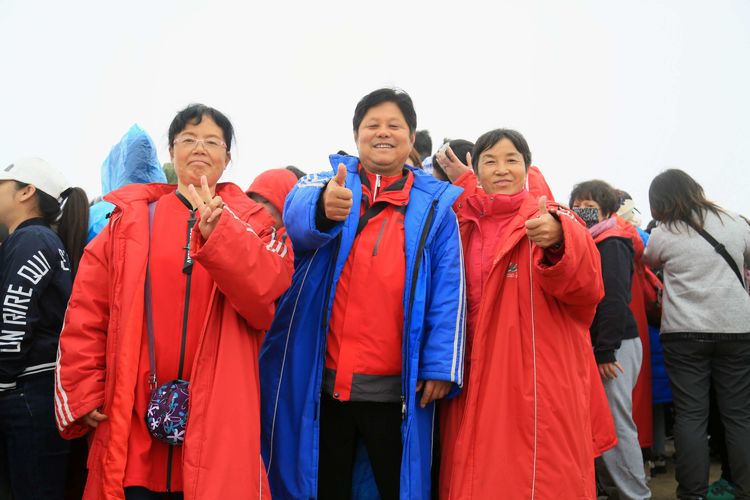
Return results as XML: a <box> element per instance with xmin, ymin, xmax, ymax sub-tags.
<box><xmin>259</xmin><ymin>88</ymin><xmax>466</xmax><ymax>500</ymax></box>
<box><xmin>88</xmin><ymin>124</ymin><xmax>166</xmax><ymax>242</ymax></box>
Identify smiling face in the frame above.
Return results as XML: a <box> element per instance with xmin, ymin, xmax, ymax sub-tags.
<box><xmin>355</xmin><ymin>101</ymin><xmax>415</xmax><ymax>176</ymax></box>
<box><xmin>170</xmin><ymin>115</ymin><xmax>230</xmax><ymax>195</ymax></box>
<box><xmin>476</xmin><ymin>138</ymin><xmax>528</xmax><ymax>195</ymax></box>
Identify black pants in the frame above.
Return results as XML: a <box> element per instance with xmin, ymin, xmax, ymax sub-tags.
<box><xmin>663</xmin><ymin>339</ymin><xmax>750</xmax><ymax>500</ymax></box>
<box><xmin>124</xmin><ymin>487</ymin><xmax>184</xmax><ymax>499</ymax></box>
<box><xmin>0</xmin><ymin>373</ymin><xmax>70</xmax><ymax>500</ymax></box>
<box><xmin>318</xmin><ymin>394</ymin><xmax>401</xmax><ymax>500</ymax></box>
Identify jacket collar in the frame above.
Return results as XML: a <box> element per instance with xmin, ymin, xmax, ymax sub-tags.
<box><xmin>104</xmin><ymin>182</ymin><xmax>255</xmax><ymax>211</ymax></box>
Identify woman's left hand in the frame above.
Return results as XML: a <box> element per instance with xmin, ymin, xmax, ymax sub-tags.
<box><xmin>525</xmin><ymin>196</ymin><xmax>563</xmax><ymax>248</ymax></box>
<box><xmin>187</xmin><ymin>175</ymin><xmax>225</xmax><ymax>240</ymax></box>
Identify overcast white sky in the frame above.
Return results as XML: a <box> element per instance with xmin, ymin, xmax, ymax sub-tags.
<box><xmin>1</xmin><ymin>0</ymin><xmax>748</xmax><ymax>223</ymax></box>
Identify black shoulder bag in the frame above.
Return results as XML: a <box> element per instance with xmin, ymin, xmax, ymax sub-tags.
<box><xmin>694</xmin><ymin>226</ymin><xmax>745</xmax><ymax>288</ymax></box>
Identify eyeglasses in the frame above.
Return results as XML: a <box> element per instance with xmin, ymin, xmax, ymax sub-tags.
<box><xmin>173</xmin><ymin>136</ymin><xmax>227</xmax><ymax>152</ymax></box>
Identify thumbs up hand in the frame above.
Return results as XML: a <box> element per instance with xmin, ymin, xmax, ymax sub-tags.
<box><xmin>524</xmin><ymin>196</ymin><xmax>563</xmax><ymax>248</ymax></box>
<box><xmin>323</xmin><ymin>164</ymin><xmax>353</xmax><ymax>221</ymax></box>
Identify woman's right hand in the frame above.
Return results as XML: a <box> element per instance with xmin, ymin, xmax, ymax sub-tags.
<box><xmin>83</xmin><ymin>409</ymin><xmax>108</xmax><ymax>428</ymax></box>
<box><xmin>436</xmin><ymin>146</ymin><xmax>472</xmax><ymax>182</ymax></box>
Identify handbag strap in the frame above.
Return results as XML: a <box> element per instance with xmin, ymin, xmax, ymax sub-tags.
<box><xmin>145</xmin><ymin>201</ymin><xmax>158</xmax><ymax>390</ymax></box>
<box><xmin>695</xmin><ymin>226</ymin><xmax>744</xmax><ymax>287</ymax></box>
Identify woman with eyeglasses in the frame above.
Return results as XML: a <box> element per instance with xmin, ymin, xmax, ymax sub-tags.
<box><xmin>55</xmin><ymin>104</ymin><xmax>293</xmax><ymax>499</ymax></box>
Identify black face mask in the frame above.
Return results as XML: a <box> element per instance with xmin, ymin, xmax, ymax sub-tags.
<box><xmin>572</xmin><ymin>207</ymin><xmax>600</xmax><ymax>229</ymax></box>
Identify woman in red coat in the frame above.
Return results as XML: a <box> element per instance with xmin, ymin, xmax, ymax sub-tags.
<box><xmin>54</xmin><ymin>105</ymin><xmax>293</xmax><ymax>499</ymax></box>
<box><xmin>438</xmin><ymin>129</ymin><xmax>614</xmax><ymax>499</ymax></box>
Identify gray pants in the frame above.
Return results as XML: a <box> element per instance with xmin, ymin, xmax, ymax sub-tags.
<box><xmin>663</xmin><ymin>339</ymin><xmax>750</xmax><ymax>500</ymax></box>
<box><xmin>597</xmin><ymin>338</ymin><xmax>651</xmax><ymax>500</ymax></box>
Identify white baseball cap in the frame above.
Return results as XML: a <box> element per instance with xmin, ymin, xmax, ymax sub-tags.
<box><xmin>0</xmin><ymin>158</ymin><xmax>69</xmax><ymax>200</ymax></box>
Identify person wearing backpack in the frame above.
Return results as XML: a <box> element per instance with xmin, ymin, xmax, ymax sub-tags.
<box><xmin>644</xmin><ymin>169</ymin><xmax>750</xmax><ymax>500</ymax></box>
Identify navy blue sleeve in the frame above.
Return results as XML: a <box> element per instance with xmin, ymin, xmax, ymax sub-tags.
<box><xmin>0</xmin><ymin>233</ymin><xmax>61</xmax><ymax>389</ymax></box>
<box><xmin>591</xmin><ymin>237</ymin><xmax>634</xmax><ymax>364</ymax></box>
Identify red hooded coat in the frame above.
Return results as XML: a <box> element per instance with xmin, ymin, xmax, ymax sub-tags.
<box><xmin>440</xmin><ymin>168</ymin><xmax>616</xmax><ymax>500</ymax></box>
<box><xmin>54</xmin><ymin>183</ymin><xmax>293</xmax><ymax>499</ymax></box>
<box><xmin>592</xmin><ymin>214</ymin><xmax>653</xmax><ymax>448</ymax></box>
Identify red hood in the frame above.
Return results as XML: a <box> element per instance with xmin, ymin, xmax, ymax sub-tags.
<box><xmin>246</xmin><ymin>169</ymin><xmax>298</xmax><ymax>215</ymax></box>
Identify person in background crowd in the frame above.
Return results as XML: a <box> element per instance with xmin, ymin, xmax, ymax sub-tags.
<box><xmin>55</xmin><ymin>104</ymin><xmax>293</xmax><ymax>499</ymax></box>
<box><xmin>618</xmin><ymin>189</ymin><xmax>672</xmax><ymax>478</ymax></box>
<box><xmin>570</xmin><ymin>180</ymin><xmax>651</xmax><ymax>500</ymax></box>
<box><xmin>644</xmin><ymin>169</ymin><xmax>750</xmax><ymax>500</ymax></box>
<box><xmin>407</xmin><ymin>147</ymin><xmax>422</xmax><ymax>168</ymax></box>
<box><xmin>0</xmin><ymin>158</ymin><xmax>89</xmax><ymax>500</ymax></box>
<box><xmin>245</xmin><ymin>167</ymin><xmax>301</xmax><ymax>262</ymax></box>
<box><xmin>615</xmin><ymin>190</ymin><xmax>656</xmax><ymax>454</ymax></box>
<box><xmin>439</xmin><ymin>129</ymin><xmax>615</xmax><ymax>499</ymax></box>
<box><xmin>432</xmin><ymin>139</ymin><xmax>474</xmax><ymax>182</ymax></box>
<box><xmin>284</xmin><ymin>165</ymin><xmax>306</xmax><ymax>180</ymax></box>
<box><xmin>414</xmin><ymin>130</ymin><xmax>433</xmax><ymax>174</ymax></box>
<box><xmin>88</xmin><ymin>124</ymin><xmax>167</xmax><ymax>242</ymax></box>
<box><xmin>260</xmin><ymin>88</ymin><xmax>466</xmax><ymax>500</ymax></box>
<box><xmin>246</xmin><ymin>167</ymin><xmax>301</xmax><ymax>231</ymax></box>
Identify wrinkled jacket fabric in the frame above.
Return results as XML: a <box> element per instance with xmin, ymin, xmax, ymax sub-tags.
<box><xmin>259</xmin><ymin>154</ymin><xmax>466</xmax><ymax>500</ymax></box>
<box><xmin>440</xmin><ymin>168</ymin><xmax>616</xmax><ymax>500</ymax></box>
<box><xmin>55</xmin><ymin>183</ymin><xmax>292</xmax><ymax>499</ymax></box>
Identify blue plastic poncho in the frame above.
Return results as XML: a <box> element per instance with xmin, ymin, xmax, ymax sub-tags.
<box><xmin>88</xmin><ymin>124</ymin><xmax>166</xmax><ymax>242</ymax></box>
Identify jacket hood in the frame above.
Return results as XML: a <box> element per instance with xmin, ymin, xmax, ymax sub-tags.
<box><xmin>101</xmin><ymin>124</ymin><xmax>166</xmax><ymax>195</ymax></box>
<box><xmin>592</xmin><ymin>214</ymin><xmax>645</xmax><ymax>257</ymax></box>
<box><xmin>246</xmin><ymin>168</ymin><xmax>298</xmax><ymax>215</ymax></box>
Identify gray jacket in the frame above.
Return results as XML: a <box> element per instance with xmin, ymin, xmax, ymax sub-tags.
<box><xmin>643</xmin><ymin>210</ymin><xmax>750</xmax><ymax>335</ymax></box>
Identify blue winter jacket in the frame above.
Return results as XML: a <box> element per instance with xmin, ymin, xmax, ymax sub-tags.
<box><xmin>259</xmin><ymin>154</ymin><xmax>466</xmax><ymax>500</ymax></box>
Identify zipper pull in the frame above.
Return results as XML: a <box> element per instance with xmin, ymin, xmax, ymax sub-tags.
<box><xmin>401</xmin><ymin>395</ymin><xmax>406</xmax><ymax>420</ymax></box>
<box><xmin>374</xmin><ymin>175</ymin><xmax>381</xmax><ymax>201</ymax></box>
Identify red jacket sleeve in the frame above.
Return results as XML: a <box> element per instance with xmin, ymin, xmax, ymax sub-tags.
<box><xmin>190</xmin><ymin>204</ymin><xmax>293</xmax><ymax>332</ymax></box>
<box><xmin>532</xmin><ymin>207</ymin><xmax>604</xmax><ymax>310</ymax></box>
<box><xmin>451</xmin><ymin>170</ymin><xmax>480</xmax><ymax>210</ymax></box>
<box><xmin>55</xmin><ymin>221</ymin><xmax>112</xmax><ymax>439</ymax></box>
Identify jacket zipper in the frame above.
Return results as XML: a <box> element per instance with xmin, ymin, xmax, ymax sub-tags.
<box><xmin>373</xmin><ymin>174</ymin><xmax>381</xmax><ymax>201</ymax></box>
<box><xmin>401</xmin><ymin>199</ymin><xmax>438</xmax><ymax>420</ymax></box>
<box><xmin>372</xmin><ymin>219</ymin><xmax>387</xmax><ymax>256</ymax></box>
<box><xmin>315</xmin><ymin>236</ymin><xmax>342</xmax><ymax>420</ymax></box>
<box><xmin>166</xmin><ymin>208</ymin><xmax>197</xmax><ymax>492</ymax></box>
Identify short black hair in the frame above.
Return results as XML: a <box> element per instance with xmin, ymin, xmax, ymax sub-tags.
<box><xmin>352</xmin><ymin>88</ymin><xmax>417</xmax><ymax>134</ymax></box>
<box><xmin>168</xmin><ymin>104</ymin><xmax>235</xmax><ymax>152</ymax></box>
<box><xmin>471</xmin><ymin>129</ymin><xmax>531</xmax><ymax>173</ymax></box>
<box><xmin>432</xmin><ymin>139</ymin><xmax>474</xmax><ymax>181</ymax></box>
<box><xmin>569</xmin><ymin>180</ymin><xmax>620</xmax><ymax>217</ymax></box>
<box><xmin>414</xmin><ymin>130</ymin><xmax>432</xmax><ymax>159</ymax></box>
<box><xmin>285</xmin><ymin>165</ymin><xmax>306</xmax><ymax>179</ymax></box>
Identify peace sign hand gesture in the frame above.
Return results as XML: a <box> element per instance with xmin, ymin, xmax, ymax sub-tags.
<box><xmin>187</xmin><ymin>175</ymin><xmax>225</xmax><ymax>240</ymax></box>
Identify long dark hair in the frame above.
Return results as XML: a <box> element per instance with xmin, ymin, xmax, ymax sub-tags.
<box><xmin>648</xmin><ymin>169</ymin><xmax>724</xmax><ymax>231</ymax></box>
<box><xmin>16</xmin><ymin>182</ymin><xmax>89</xmax><ymax>275</ymax></box>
